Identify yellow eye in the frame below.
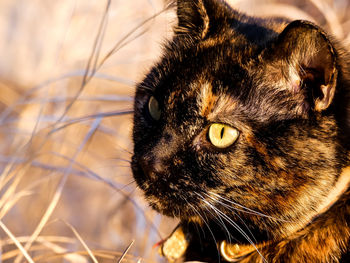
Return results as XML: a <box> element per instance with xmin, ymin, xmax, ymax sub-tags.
<box><xmin>148</xmin><ymin>96</ymin><xmax>161</xmax><ymax>120</ymax></box>
<box><xmin>208</xmin><ymin>123</ymin><xmax>239</xmax><ymax>148</ymax></box>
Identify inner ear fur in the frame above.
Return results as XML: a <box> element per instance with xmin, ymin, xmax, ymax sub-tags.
<box><xmin>272</xmin><ymin>20</ymin><xmax>338</xmax><ymax>112</ymax></box>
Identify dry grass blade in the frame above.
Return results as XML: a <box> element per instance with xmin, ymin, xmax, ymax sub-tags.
<box><xmin>32</xmin><ymin>249</ymin><xmax>151</xmax><ymax>263</ymax></box>
<box><xmin>22</xmin><ymin>95</ymin><xmax>133</xmax><ymax>104</ymax></box>
<box><xmin>0</xmin><ymin>220</ymin><xmax>35</xmax><ymax>263</ymax></box>
<box><xmin>0</xmin><ymin>151</ymin><xmax>159</xmax><ymax>234</ymax></box>
<box><xmin>0</xmin><ymin>169</ymin><xmax>25</xmax><ymax>209</ymax></box>
<box><xmin>0</xmin><ymin>190</ymin><xmax>33</xmax><ymax>219</ymax></box>
<box><xmin>2</xmin><ymin>245</ymin><xmax>49</xmax><ymax>262</ymax></box>
<box><xmin>97</xmin><ymin>2</ymin><xmax>174</xmax><ymax>69</ymax></box>
<box><xmin>62</xmin><ymin>220</ymin><xmax>99</xmax><ymax>263</ymax></box>
<box><xmin>2</xmin><ymin>235</ymin><xmax>76</xmax><ymax>246</ymax></box>
<box><xmin>27</xmin><ymin>83</ymin><xmax>48</xmax><ymax>145</ymax></box>
<box><xmin>2</xmin><ymin>237</ymin><xmax>88</xmax><ymax>262</ymax></box>
<box><xmin>13</xmin><ymin>117</ymin><xmax>103</xmax><ymax>263</ymax></box>
<box><xmin>12</xmin><ymin>173</ymin><xmax>68</xmax><ymax>263</ymax></box>
<box><xmin>117</xmin><ymin>240</ymin><xmax>135</xmax><ymax>263</ymax></box>
<box><xmin>53</xmin><ymin>0</ymin><xmax>112</xmax><ymax>125</ymax></box>
<box><xmin>49</xmin><ymin>110</ymin><xmax>133</xmax><ymax>134</ymax></box>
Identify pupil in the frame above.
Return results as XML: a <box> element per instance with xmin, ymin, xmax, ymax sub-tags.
<box><xmin>220</xmin><ymin>127</ymin><xmax>225</xmax><ymax>139</ymax></box>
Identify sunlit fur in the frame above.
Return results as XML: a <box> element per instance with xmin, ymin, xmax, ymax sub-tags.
<box><xmin>132</xmin><ymin>0</ymin><xmax>350</xmax><ymax>262</ymax></box>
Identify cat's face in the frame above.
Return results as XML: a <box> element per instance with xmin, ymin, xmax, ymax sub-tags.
<box><xmin>132</xmin><ymin>0</ymin><xmax>347</xmax><ymax>237</ymax></box>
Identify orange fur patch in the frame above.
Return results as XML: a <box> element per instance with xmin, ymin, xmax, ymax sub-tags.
<box><xmin>199</xmin><ymin>82</ymin><xmax>217</xmax><ymax>117</ymax></box>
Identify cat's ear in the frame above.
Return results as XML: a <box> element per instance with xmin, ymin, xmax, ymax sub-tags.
<box><xmin>175</xmin><ymin>0</ymin><xmax>221</xmax><ymax>38</ymax></box>
<box><xmin>270</xmin><ymin>20</ymin><xmax>338</xmax><ymax>112</ymax></box>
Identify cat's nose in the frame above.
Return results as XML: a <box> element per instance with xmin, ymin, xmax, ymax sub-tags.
<box><xmin>139</xmin><ymin>157</ymin><xmax>163</xmax><ymax>180</ymax></box>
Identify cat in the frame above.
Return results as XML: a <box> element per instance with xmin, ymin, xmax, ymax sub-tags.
<box><xmin>131</xmin><ymin>0</ymin><xmax>350</xmax><ymax>262</ymax></box>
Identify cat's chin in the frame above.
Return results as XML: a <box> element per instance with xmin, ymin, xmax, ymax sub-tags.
<box><xmin>146</xmin><ymin>195</ymin><xmax>199</xmax><ymax>219</ymax></box>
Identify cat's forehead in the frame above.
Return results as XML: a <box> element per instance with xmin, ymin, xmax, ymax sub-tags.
<box><xmin>162</xmin><ymin>43</ymin><xmax>251</xmax><ymax>105</ymax></box>
<box><xmin>160</xmin><ymin>68</ymin><xmax>294</xmax><ymax>125</ymax></box>
<box><xmin>163</xmin><ymin>76</ymin><xmax>241</xmax><ymax>125</ymax></box>
<box><xmin>196</xmin><ymin>82</ymin><xmax>237</xmax><ymax>119</ymax></box>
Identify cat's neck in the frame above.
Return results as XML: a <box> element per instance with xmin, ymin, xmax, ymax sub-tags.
<box><xmin>221</xmin><ymin>164</ymin><xmax>350</xmax><ymax>262</ymax></box>
<box><xmin>317</xmin><ymin>165</ymin><xmax>350</xmax><ymax>216</ymax></box>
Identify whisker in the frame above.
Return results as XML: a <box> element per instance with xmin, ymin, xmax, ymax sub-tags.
<box><xmin>200</xmin><ymin>198</ymin><xmax>234</xmax><ymax>245</ymax></box>
<box><xmin>183</xmin><ymin>198</ymin><xmax>206</xmax><ymax>238</ymax></box>
<box><xmin>195</xmin><ymin>192</ymin><xmax>267</xmax><ymax>263</ymax></box>
<box><xmin>208</xmin><ymin>191</ymin><xmax>290</xmax><ymax>222</ymax></box>
<box><xmin>113</xmin><ymin>143</ymin><xmax>133</xmax><ymax>156</ymax></box>
<box><xmin>197</xmin><ymin>192</ymin><xmax>235</xmax><ymax>243</ymax></box>
<box><xmin>186</xmin><ymin>201</ymin><xmax>221</xmax><ymax>262</ymax></box>
<box><xmin>111</xmin><ymin>158</ymin><xmax>132</xmax><ymax>164</ymax></box>
<box><xmin>198</xmin><ymin>193</ymin><xmax>244</xmax><ymax>243</ymax></box>
<box><xmin>203</xmin><ymin>193</ymin><xmax>256</xmax><ymax>244</ymax></box>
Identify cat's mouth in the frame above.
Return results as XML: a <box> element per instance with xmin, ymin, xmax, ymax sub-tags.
<box><xmin>145</xmin><ymin>193</ymin><xmax>189</xmax><ymax>218</ymax></box>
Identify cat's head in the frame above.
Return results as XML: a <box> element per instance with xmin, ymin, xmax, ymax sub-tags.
<box><xmin>132</xmin><ymin>0</ymin><xmax>349</xmax><ymax>238</ymax></box>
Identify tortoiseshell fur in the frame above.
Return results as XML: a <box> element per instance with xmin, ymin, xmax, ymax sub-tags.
<box><xmin>132</xmin><ymin>0</ymin><xmax>350</xmax><ymax>262</ymax></box>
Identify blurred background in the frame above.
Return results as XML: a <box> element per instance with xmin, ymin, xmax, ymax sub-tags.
<box><xmin>0</xmin><ymin>0</ymin><xmax>349</xmax><ymax>262</ymax></box>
